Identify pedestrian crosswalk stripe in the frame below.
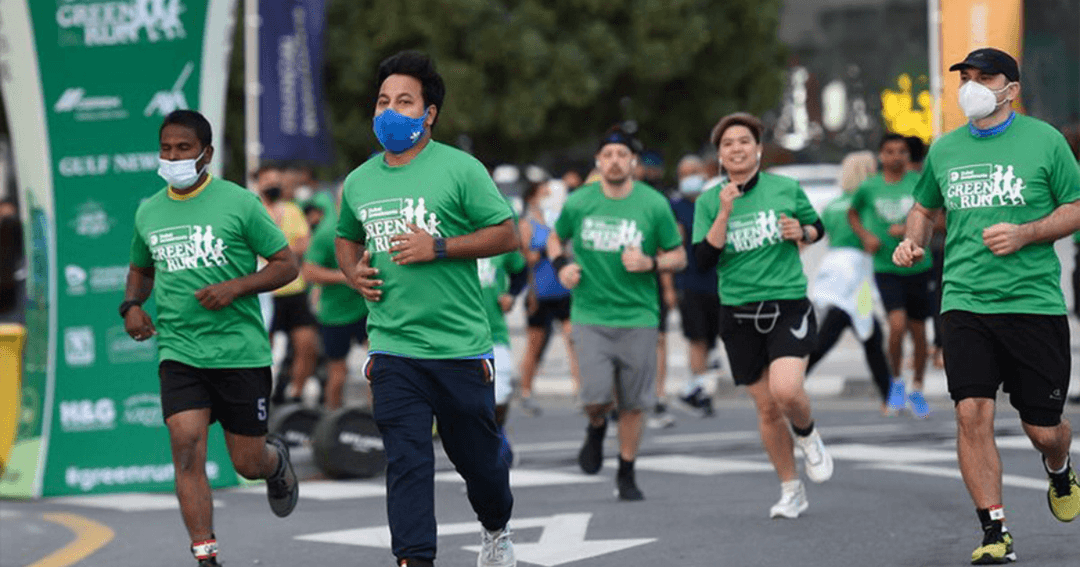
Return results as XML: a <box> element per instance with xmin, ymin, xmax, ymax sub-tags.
<box><xmin>49</xmin><ymin>493</ymin><xmax>223</xmax><ymax>512</ymax></box>
<box><xmin>434</xmin><ymin>469</ymin><xmax>605</xmax><ymax>487</ymax></box>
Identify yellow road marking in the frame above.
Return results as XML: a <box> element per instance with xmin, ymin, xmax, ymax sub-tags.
<box><xmin>26</xmin><ymin>513</ymin><xmax>115</xmax><ymax>567</ymax></box>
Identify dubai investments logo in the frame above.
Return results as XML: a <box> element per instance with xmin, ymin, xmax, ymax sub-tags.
<box><xmin>357</xmin><ymin>198</ymin><xmax>443</xmax><ymax>254</ymax></box>
<box><xmin>147</xmin><ymin>225</ymin><xmax>228</xmax><ymax>272</ymax></box>
<box><xmin>946</xmin><ymin>164</ymin><xmax>1027</xmax><ymax>210</ymax></box>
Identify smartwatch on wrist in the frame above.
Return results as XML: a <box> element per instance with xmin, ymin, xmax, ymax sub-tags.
<box><xmin>433</xmin><ymin>237</ymin><xmax>448</xmax><ymax>259</ymax></box>
<box><xmin>119</xmin><ymin>300</ymin><xmax>142</xmax><ymax>319</ymax></box>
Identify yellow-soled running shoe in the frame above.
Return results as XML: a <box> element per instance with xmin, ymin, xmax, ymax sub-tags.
<box><xmin>1047</xmin><ymin>466</ymin><xmax>1080</xmax><ymax>522</ymax></box>
<box><xmin>971</xmin><ymin>530</ymin><xmax>1015</xmax><ymax>565</ymax></box>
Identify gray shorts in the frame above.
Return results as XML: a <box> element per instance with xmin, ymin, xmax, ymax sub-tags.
<box><xmin>572</xmin><ymin>324</ymin><xmax>658</xmax><ymax>411</ymax></box>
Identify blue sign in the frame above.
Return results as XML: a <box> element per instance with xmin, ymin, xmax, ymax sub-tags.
<box><xmin>259</xmin><ymin>0</ymin><xmax>333</xmax><ymax>163</ymax></box>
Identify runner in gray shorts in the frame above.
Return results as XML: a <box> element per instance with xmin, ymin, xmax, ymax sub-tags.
<box><xmin>574</xmin><ymin>325</ymin><xmax>659</xmax><ymax>411</ymax></box>
<box><xmin>547</xmin><ymin>126</ymin><xmax>686</xmax><ymax>501</ymax></box>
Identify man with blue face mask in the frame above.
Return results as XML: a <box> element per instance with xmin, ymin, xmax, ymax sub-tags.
<box><xmin>335</xmin><ymin>51</ymin><xmax>520</xmax><ymax>567</ymax></box>
<box><xmin>668</xmin><ymin>155</ymin><xmax>721</xmax><ymax>417</ymax></box>
<box><xmin>124</xmin><ymin>110</ymin><xmax>301</xmax><ymax>567</ymax></box>
<box><xmin>895</xmin><ymin>47</ymin><xmax>1080</xmax><ymax>565</ymax></box>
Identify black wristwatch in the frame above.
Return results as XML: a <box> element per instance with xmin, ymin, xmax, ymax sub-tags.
<box><xmin>119</xmin><ymin>300</ymin><xmax>143</xmax><ymax>318</ymax></box>
<box><xmin>433</xmin><ymin>237</ymin><xmax>448</xmax><ymax>259</ymax></box>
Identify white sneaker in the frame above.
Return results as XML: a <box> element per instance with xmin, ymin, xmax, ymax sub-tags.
<box><xmin>769</xmin><ymin>481</ymin><xmax>808</xmax><ymax>519</ymax></box>
<box><xmin>795</xmin><ymin>428</ymin><xmax>834</xmax><ymax>483</ymax></box>
<box><xmin>477</xmin><ymin>526</ymin><xmax>516</xmax><ymax>567</ymax></box>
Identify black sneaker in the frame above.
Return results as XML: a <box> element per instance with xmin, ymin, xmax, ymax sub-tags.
<box><xmin>615</xmin><ymin>471</ymin><xmax>644</xmax><ymax>501</ymax></box>
<box><xmin>578</xmin><ymin>420</ymin><xmax>607</xmax><ymax>474</ymax></box>
<box><xmin>266</xmin><ymin>434</ymin><xmax>299</xmax><ymax>517</ymax></box>
<box><xmin>197</xmin><ymin>559</ymin><xmax>222</xmax><ymax>567</ymax></box>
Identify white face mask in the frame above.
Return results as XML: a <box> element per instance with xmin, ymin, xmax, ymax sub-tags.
<box><xmin>679</xmin><ymin>174</ymin><xmax>706</xmax><ymax>195</ymax></box>
<box><xmin>958</xmin><ymin>80</ymin><xmax>1013</xmax><ymax>120</ymax></box>
<box><xmin>158</xmin><ymin>149</ymin><xmax>207</xmax><ymax>189</ymax></box>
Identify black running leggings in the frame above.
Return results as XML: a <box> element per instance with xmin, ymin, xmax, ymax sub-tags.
<box><xmin>807</xmin><ymin>307</ymin><xmax>892</xmax><ymax>403</ymax></box>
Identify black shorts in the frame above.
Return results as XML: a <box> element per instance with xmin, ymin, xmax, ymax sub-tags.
<box><xmin>720</xmin><ymin>298</ymin><xmax>817</xmax><ymax>386</ymax></box>
<box><xmin>159</xmin><ymin>360</ymin><xmax>272</xmax><ymax>436</ymax></box>
<box><xmin>942</xmin><ymin>311</ymin><xmax>1071</xmax><ymax>426</ymax></box>
<box><xmin>271</xmin><ymin>290</ymin><xmax>317</xmax><ymax>333</ymax></box>
<box><xmin>679</xmin><ymin>290</ymin><xmax>720</xmax><ymax>350</ymax></box>
<box><xmin>320</xmin><ymin>318</ymin><xmax>367</xmax><ymax>360</ymax></box>
<box><xmin>526</xmin><ymin>296</ymin><xmax>571</xmax><ymax>330</ymax></box>
<box><xmin>874</xmin><ymin>271</ymin><xmax>932</xmax><ymax>320</ymax></box>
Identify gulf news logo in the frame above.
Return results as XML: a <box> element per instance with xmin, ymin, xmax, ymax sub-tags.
<box><xmin>56</xmin><ymin>0</ymin><xmax>187</xmax><ymax>48</ymax></box>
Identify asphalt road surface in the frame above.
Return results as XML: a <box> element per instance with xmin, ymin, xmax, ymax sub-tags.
<box><xmin>3</xmin><ymin>395</ymin><xmax>1079</xmax><ymax>567</ymax></box>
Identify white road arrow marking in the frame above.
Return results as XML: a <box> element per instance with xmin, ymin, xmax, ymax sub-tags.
<box><xmin>296</xmin><ymin>512</ymin><xmax>655</xmax><ymax>566</ymax></box>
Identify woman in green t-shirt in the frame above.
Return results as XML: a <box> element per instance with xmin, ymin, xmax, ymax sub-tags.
<box><xmin>692</xmin><ymin>112</ymin><xmax>834</xmax><ymax>520</ymax></box>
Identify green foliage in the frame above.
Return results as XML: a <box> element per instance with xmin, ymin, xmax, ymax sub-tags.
<box><xmin>222</xmin><ymin>0</ymin><xmax>786</xmax><ymax>183</ymax></box>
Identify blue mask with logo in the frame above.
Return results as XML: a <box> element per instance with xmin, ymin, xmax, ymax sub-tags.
<box><xmin>373</xmin><ymin>108</ymin><xmax>429</xmax><ymax>154</ymax></box>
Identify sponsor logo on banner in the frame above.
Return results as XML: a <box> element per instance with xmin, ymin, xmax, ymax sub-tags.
<box><xmin>65</xmin><ymin>265</ymin><xmax>89</xmax><ymax>295</ymax></box>
<box><xmin>55</xmin><ymin>0</ymin><xmax>188</xmax><ymax>48</ymax></box>
<box><xmin>946</xmin><ymin>164</ymin><xmax>1028</xmax><ymax>209</ymax></box>
<box><xmin>59</xmin><ymin>153</ymin><xmax>159</xmax><ymax>177</ymax></box>
<box><xmin>59</xmin><ymin>398</ymin><xmax>116</xmax><ymax>432</ymax></box>
<box><xmin>277</xmin><ymin>7</ymin><xmax>318</xmax><ymax>136</ymax></box>
<box><xmin>358</xmin><ymin>198</ymin><xmax>443</xmax><ymax>254</ymax></box>
<box><xmin>65</xmin><ymin>461</ymin><xmax>220</xmax><ymax>492</ymax></box>
<box><xmin>64</xmin><ymin>326</ymin><xmax>96</xmax><ymax>366</ymax></box>
<box><xmin>580</xmin><ymin>216</ymin><xmax>643</xmax><ymax>252</ymax></box>
<box><xmin>122</xmin><ymin>393</ymin><xmax>163</xmax><ymax>427</ymax></box>
<box><xmin>107</xmin><ymin>325</ymin><xmax>156</xmax><ymax>364</ymax></box>
<box><xmin>144</xmin><ymin>61</ymin><xmax>193</xmax><ymax>117</ymax></box>
<box><xmin>53</xmin><ymin>87</ymin><xmax>128</xmax><ymax>121</ymax></box>
<box><xmin>65</xmin><ymin>265</ymin><xmax>128</xmax><ymax>296</ymax></box>
<box><xmin>148</xmin><ymin>225</ymin><xmax>229</xmax><ymax>272</ymax></box>
<box><xmin>69</xmin><ymin>200</ymin><xmax>114</xmax><ymax>238</ymax></box>
<box><xmin>727</xmin><ymin>210</ymin><xmax>783</xmax><ymax>253</ymax></box>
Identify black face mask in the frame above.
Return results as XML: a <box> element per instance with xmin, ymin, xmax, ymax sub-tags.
<box><xmin>262</xmin><ymin>186</ymin><xmax>283</xmax><ymax>202</ymax></box>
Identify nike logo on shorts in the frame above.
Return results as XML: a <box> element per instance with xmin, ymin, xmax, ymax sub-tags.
<box><xmin>790</xmin><ymin>307</ymin><xmax>812</xmax><ymax>340</ymax></box>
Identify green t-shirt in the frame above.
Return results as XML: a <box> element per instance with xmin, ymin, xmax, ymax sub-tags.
<box><xmin>336</xmin><ymin>141</ymin><xmax>513</xmax><ymax>358</ymax></box>
<box><xmin>851</xmin><ymin>172</ymin><xmax>932</xmax><ymax>274</ymax></box>
<box><xmin>305</xmin><ymin>210</ymin><xmax>368</xmax><ymax>326</ymax></box>
<box><xmin>913</xmin><ymin>114</ymin><xmax>1080</xmax><ymax>315</ymax></box>
<box><xmin>554</xmin><ymin>181</ymin><xmax>682</xmax><ymax>328</ymax></box>
<box><xmin>692</xmin><ymin>172</ymin><xmax>820</xmax><ymax>306</ymax></box>
<box><xmin>478</xmin><ymin>251</ymin><xmax>526</xmax><ymax>346</ymax></box>
<box><xmin>130</xmin><ymin>177</ymin><xmax>289</xmax><ymax>368</ymax></box>
<box><xmin>820</xmin><ymin>193</ymin><xmax>863</xmax><ymax>250</ymax></box>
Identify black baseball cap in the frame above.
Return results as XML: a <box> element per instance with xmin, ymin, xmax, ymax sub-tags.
<box><xmin>949</xmin><ymin>48</ymin><xmax>1020</xmax><ymax>81</ymax></box>
<box><xmin>597</xmin><ymin>126</ymin><xmax>639</xmax><ymax>153</ymax></box>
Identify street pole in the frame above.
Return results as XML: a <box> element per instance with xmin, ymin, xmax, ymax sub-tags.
<box><xmin>244</xmin><ymin>0</ymin><xmax>260</xmax><ymax>189</ymax></box>
<box><xmin>928</xmin><ymin>0</ymin><xmax>942</xmax><ymax>139</ymax></box>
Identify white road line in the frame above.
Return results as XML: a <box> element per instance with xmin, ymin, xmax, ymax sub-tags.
<box><xmin>865</xmin><ymin>463</ymin><xmax>1047</xmax><ymax>490</ymax></box>
<box><xmin>230</xmin><ymin>480</ymin><xmax>386</xmax><ymax>500</ymax></box>
<box><xmin>435</xmin><ymin>469</ymin><xmax>605</xmax><ymax>487</ymax></box>
<box><xmin>824</xmin><ymin>443</ymin><xmax>957</xmax><ymax>463</ymax></box>
<box><xmin>50</xmin><ymin>493</ymin><xmax>222</xmax><ymax>512</ymax></box>
<box><xmin>608</xmin><ymin>455</ymin><xmax>774</xmax><ymax>476</ymax></box>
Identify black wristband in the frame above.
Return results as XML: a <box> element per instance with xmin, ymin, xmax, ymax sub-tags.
<box><xmin>551</xmin><ymin>255</ymin><xmax>571</xmax><ymax>273</ymax></box>
<box><xmin>650</xmin><ymin>255</ymin><xmax>660</xmax><ymax>272</ymax></box>
<box><xmin>119</xmin><ymin>300</ymin><xmax>142</xmax><ymax>318</ymax></box>
<box><xmin>433</xmin><ymin>237</ymin><xmax>448</xmax><ymax>259</ymax></box>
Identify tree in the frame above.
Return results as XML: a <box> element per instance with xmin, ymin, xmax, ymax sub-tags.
<box><xmin>223</xmin><ymin>0</ymin><xmax>786</xmax><ymax>182</ymax></box>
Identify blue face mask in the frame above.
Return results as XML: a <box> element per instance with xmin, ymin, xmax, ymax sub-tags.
<box><xmin>373</xmin><ymin>108</ymin><xmax>429</xmax><ymax>154</ymax></box>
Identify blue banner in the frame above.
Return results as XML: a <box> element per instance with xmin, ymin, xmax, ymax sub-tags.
<box><xmin>259</xmin><ymin>0</ymin><xmax>332</xmax><ymax>163</ymax></box>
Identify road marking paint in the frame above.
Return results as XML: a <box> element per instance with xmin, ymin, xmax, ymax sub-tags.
<box><xmin>27</xmin><ymin>512</ymin><xmax>114</xmax><ymax>567</ymax></box>
<box><xmin>51</xmin><ymin>493</ymin><xmax>222</xmax><ymax>512</ymax></box>
<box><xmin>865</xmin><ymin>463</ymin><xmax>1046</xmax><ymax>490</ymax></box>
<box><xmin>231</xmin><ymin>480</ymin><xmax>386</xmax><ymax>500</ymax></box>
<box><xmin>435</xmin><ymin>469</ymin><xmax>605</xmax><ymax>487</ymax></box>
<box><xmin>605</xmin><ymin>455</ymin><xmax>774</xmax><ymax>476</ymax></box>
